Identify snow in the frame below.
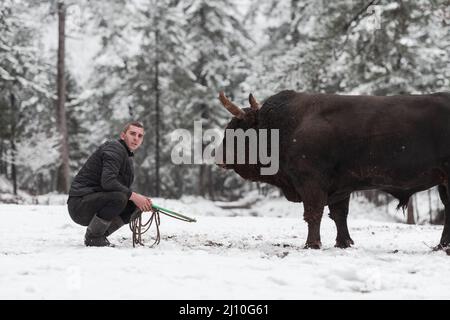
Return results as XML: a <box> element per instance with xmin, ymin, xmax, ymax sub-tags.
<box><xmin>0</xmin><ymin>176</ymin><xmax>13</xmax><ymax>194</ymax></box>
<box><xmin>1</xmin><ymin>195</ymin><xmax>449</xmax><ymax>300</ymax></box>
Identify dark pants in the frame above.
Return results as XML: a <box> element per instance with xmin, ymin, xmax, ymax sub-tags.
<box><xmin>67</xmin><ymin>191</ymin><xmax>136</xmax><ymax>226</ymax></box>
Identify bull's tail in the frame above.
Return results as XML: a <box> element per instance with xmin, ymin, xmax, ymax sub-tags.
<box><xmin>392</xmin><ymin>191</ymin><xmax>412</xmax><ymax>212</ymax></box>
<box><xmin>396</xmin><ymin>196</ymin><xmax>410</xmax><ymax>212</ymax></box>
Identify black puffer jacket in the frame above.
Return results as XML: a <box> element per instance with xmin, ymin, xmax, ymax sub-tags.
<box><xmin>68</xmin><ymin>139</ymin><xmax>134</xmax><ymax>198</ymax></box>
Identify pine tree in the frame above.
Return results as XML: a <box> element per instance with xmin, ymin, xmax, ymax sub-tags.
<box><xmin>85</xmin><ymin>0</ymin><xmax>190</xmax><ymax>197</ymax></box>
<box><xmin>0</xmin><ymin>0</ymin><xmax>56</xmax><ymax>195</ymax></box>
<box><xmin>180</xmin><ymin>0</ymin><xmax>252</xmax><ymax>199</ymax></box>
<box><xmin>339</xmin><ymin>0</ymin><xmax>450</xmax><ymax>94</ymax></box>
<box><xmin>85</xmin><ymin>0</ymin><xmax>253</xmax><ymax>199</ymax></box>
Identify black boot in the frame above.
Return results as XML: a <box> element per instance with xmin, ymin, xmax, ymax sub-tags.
<box><xmin>104</xmin><ymin>216</ymin><xmax>125</xmax><ymax>237</ymax></box>
<box><xmin>84</xmin><ymin>215</ymin><xmax>113</xmax><ymax>247</ymax></box>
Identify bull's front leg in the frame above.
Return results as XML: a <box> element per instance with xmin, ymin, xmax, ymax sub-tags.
<box><xmin>304</xmin><ymin>208</ymin><xmax>324</xmax><ymax>249</ymax></box>
<box><xmin>328</xmin><ymin>196</ymin><xmax>354</xmax><ymax>248</ymax></box>
<box><xmin>300</xmin><ymin>182</ymin><xmax>327</xmax><ymax>249</ymax></box>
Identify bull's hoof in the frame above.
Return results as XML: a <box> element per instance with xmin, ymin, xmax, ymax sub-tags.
<box><xmin>304</xmin><ymin>241</ymin><xmax>322</xmax><ymax>249</ymax></box>
<box><xmin>335</xmin><ymin>238</ymin><xmax>354</xmax><ymax>249</ymax></box>
<box><xmin>433</xmin><ymin>244</ymin><xmax>449</xmax><ymax>251</ymax></box>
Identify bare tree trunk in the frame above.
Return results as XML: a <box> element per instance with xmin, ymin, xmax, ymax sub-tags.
<box><xmin>145</xmin><ymin>173</ymin><xmax>151</xmax><ymax>196</ymax></box>
<box><xmin>198</xmin><ymin>164</ymin><xmax>205</xmax><ymax>197</ymax></box>
<box><xmin>56</xmin><ymin>1</ymin><xmax>70</xmax><ymax>193</ymax></box>
<box><xmin>173</xmin><ymin>167</ymin><xmax>183</xmax><ymax>198</ymax></box>
<box><xmin>207</xmin><ymin>165</ymin><xmax>215</xmax><ymax>200</ymax></box>
<box><xmin>290</xmin><ymin>0</ymin><xmax>302</xmax><ymax>45</ymax></box>
<box><xmin>413</xmin><ymin>193</ymin><xmax>419</xmax><ymax>223</ymax></box>
<box><xmin>38</xmin><ymin>173</ymin><xmax>44</xmax><ymax>195</ymax></box>
<box><xmin>407</xmin><ymin>198</ymin><xmax>415</xmax><ymax>225</ymax></box>
<box><xmin>10</xmin><ymin>93</ymin><xmax>17</xmax><ymax>195</ymax></box>
<box><xmin>154</xmin><ymin>27</ymin><xmax>160</xmax><ymax>197</ymax></box>
<box><xmin>196</xmin><ymin>7</ymin><xmax>209</xmax><ymax>199</ymax></box>
<box><xmin>10</xmin><ymin>140</ymin><xmax>16</xmax><ymax>195</ymax></box>
<box><xmin>0</xmin><ymin>139</ymin><xmax>4</xmax><ymax>174</ymax></box>
<box><xmin>363</xmin><ymin>190</ymin><xmax>374</xmax><ymax>203</ymax></box>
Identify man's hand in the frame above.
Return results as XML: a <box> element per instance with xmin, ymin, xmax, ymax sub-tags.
<box><xmin>130</xmin><ymin>192</ymin><xmax>152</xmax><ymax>212</ymax></box>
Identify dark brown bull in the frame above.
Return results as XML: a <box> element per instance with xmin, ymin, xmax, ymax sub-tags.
<box><xmin>217</xmin><ymin>90</ymin><xmax>450</xmax><ymax>250</ymax></box>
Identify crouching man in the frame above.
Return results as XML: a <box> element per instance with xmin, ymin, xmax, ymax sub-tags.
<box><xmin>67</xmin><ymin>121</ymin><xmax>152</xmax><ymax>247</ymax></box>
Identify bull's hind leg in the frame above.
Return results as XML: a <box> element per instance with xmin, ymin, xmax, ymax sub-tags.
<box><xmin>329</xmin><ymin>196</ymin><xmax>354</xmax><ymax>248</ymax></box>
<box><xmin>435</xmin><ymin>185</ymin><xmax>450</xmax><ymax>250</ymax></box>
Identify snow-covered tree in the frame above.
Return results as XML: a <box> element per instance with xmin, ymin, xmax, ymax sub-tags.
<box><xmin>85</xmin><ymin>0</ymin><xmax>253</xmax><ymax>199</ymax></box>
<box><xmin>247</xmin><ymin>0</ymin><xmax>449</xmax><ymax>95</ymax></box>
<box><xmin>338</xmin><ymin>0</ymin><xmax>450</xmax><ymax>94</ymax></box>
<box><xmin>0</xmin><ymin>0</ymin><xmax>56</xmax><ymax>194</ymax></box>
<box><xmin>179</xmin><ymin>0</ymin><xmax>252</xmax><ymax>199</ymax></box>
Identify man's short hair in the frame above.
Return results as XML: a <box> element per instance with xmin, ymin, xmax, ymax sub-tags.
<box><xmin>122</xmin><ymin>121</ymin><xmax>144</xmax><ymax>134</ymax></box>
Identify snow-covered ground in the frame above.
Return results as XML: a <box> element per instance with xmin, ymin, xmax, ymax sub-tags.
<box><xmin>0</xmin><ymin>194</ymin><xmax>449</xmax><ymax>300</ymax></box>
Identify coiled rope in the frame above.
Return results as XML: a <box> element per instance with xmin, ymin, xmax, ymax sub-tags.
<box><xmin>129</xmin><ymin>206</ymin><xmax>195</xmax><ymax>247</ymax></box>
<box><xmin>129</xmin><ymin>209</ymin><xmax>161</xmax><ymax>247</ymax></box>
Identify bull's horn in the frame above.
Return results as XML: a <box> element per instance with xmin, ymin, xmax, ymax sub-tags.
<box><xmin>249</xmin><ymin>93</ymin><xmax>260</xmax><ymax>110</ymax></box>
<box><xmin>218</xmin><ymin>91</ymin><xmax>245</xmax><ymax>119</ymax></box>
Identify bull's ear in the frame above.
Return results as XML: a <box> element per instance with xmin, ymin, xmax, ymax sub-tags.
<box><xmin>249</xmin><ymin>93</ymin><xmax>260</xmax><ymax>111</ymax></box>
<box><xmin>219</xmin><ymin>91</ymin><xmax>245</xmax><ymax>119</ymax></box>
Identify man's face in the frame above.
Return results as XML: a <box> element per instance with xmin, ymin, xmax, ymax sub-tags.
<box><xmin>120</xmin><ymin>125</ymin><xmax>144</xmax><ymax>152</ymax></box>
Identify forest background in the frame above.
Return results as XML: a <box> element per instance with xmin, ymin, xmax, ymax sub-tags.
<box><xmin>0</xmin><ymin>0</ymin><xmax>448</xmax><ymax>224</ymax></box>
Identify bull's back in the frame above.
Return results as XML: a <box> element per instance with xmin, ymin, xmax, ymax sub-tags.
<box><xmin>286</xmin><ymin>92</ymin><xmax>450</xmax><ymax>189</ymax></box>
<box><xmin>333</xmin><ymin>93</ymin><xmax>449</xmax><ymax>159</ymax></box>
